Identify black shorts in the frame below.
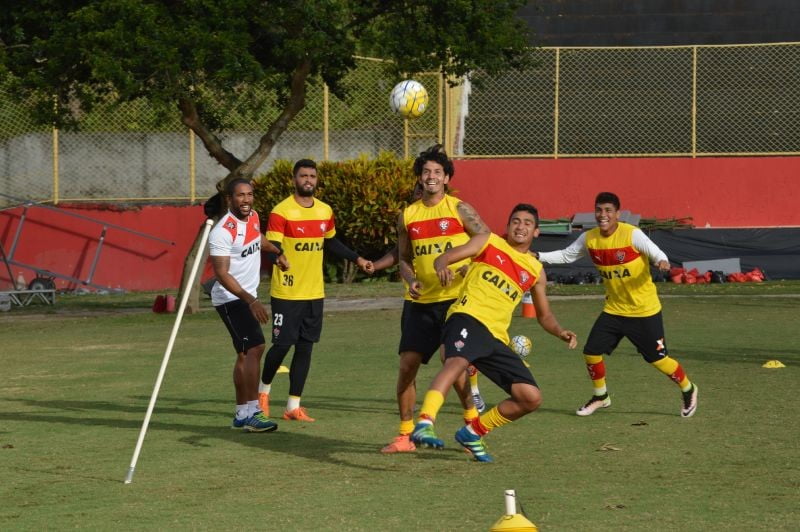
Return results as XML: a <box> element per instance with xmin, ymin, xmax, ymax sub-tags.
<box><xmin>442</xmin><ymin>313</ymin><xmax>537</xmax><ymax>394</ymax></box>
<box><xmin>270</xmin><ymin>297</ymin><xmax>324</xmax><ymax>345</ymax></box>
<box><xmin>398</xmin><ymin>299</ymin><xmax>455</xmax><ymax>363</ymax></box>
<box><xmin>584</xmin><ymin>311</ymin><xmax>668</xmax><ymax>363</ymax></box>
<box><xmin>215</xmin><ymin>299</ymin><xmax>266</xmax><ymax>353</ymax></box>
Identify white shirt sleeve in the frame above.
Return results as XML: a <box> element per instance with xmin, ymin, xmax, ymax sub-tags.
<box><xmin>208</xmin><ymin>225</ymin><xmax>232</xmax><ymax>257</ymax></box>
<box><xmin>632</xmin><ymin>228</ymin><xmax>668</xmax><ymax>265</ymax></box>
<box><xmin>537</xmin><ymin>233</ymin><xmax>588</xmax><ymax>264</ymax></box>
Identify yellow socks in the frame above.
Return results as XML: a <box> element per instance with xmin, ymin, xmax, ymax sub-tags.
<box><xmin>418</xmin><ymin>390</ymin><xmax>445</xmax><ymax>422</ymax></box>
<box><xmin>584</xmin><ymin>354</ymin><xmax>607</xmax><ymax>395</ymax></box>
<box><xmin>470</xmin><ymin>406</ymin><xmax>511</xmax><ymax>436</ymax></box>
<box><xmin>652</xmin><ymin>356</ymin><xmax>692</xmax><ymax>392</ymax></box>
<box><xmin>398</xmin><ymin>419</ymin><xmax>415</xmax><ymax>436</ymax></box>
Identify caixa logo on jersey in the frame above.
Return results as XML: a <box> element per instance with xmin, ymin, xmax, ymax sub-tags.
<box><xmin>241</xmin><ymin>240</ymin><xmax>261</xmax><ymax>257</ymax></box>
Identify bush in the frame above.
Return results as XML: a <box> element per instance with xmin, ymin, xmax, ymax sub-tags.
<box><xmin>253</xmin><ymin>152</ymin><xmax>418</xmax><ymax>282</ymax></box>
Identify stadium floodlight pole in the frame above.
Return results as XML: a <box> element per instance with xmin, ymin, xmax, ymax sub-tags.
<box><xmin>124</xmin><ymin>218</ymin><xmax>215</xmax><ymax>484</ymax></box>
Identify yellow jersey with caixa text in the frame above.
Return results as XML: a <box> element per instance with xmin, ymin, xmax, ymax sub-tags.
<box><xmin>267</xmin><ymin>195</ymin><xmax>335</xmax><ymax>300</ymax></box>
<box><xmin>404</xmin><ymin>194</ymin><xmax>471</xmax><ymax>303</ymax></box>
<box><xmin>447</xmin><ymin>233</ymin><xmax>541</xmax><ymax>345</ymax></box>
<box><xmin>585</xmin><ymin>222</ymin><xmax>661</xmax><ymax>317</ymax></box>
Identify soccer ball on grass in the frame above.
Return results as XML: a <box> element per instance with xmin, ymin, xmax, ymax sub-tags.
<box><xmin>509</xmin><ymin>335</ymin><xmax>532</xmax><ymax>359</ymax></box>
<box><xmin>389</xmin><ymin>80</ymin><xmax>428</xmax><ymax>119</ymax></box>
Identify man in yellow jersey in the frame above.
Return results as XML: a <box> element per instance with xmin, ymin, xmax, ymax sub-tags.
<box><xmin>258</xmin><ymin>159</ymin><xmax>373</xmax><ymax>422</ymax></box>
<box><xmin>411</xmin><ymin>203</ymin><xmax>577</xmax><ymax>462</ymax></box>
<box><xmin>538</xmin><ymin>192</ymin><xmax>698</xmax><ymax>418</ymax></box>
<box><xmin>371</xmin><ymin>184</ymin><xmax>488</xmax><ymax>415</ymax></box>
<box><xmin>381</xmin><ymin>144</ymin><xmax>491</xmax><ymax>454</ymax></box>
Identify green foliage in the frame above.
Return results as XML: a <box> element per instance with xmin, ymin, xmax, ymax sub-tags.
<box><xmin>253</xmin><ymin>152</ymin><xmax>417</xmax><ymax>281</ymax></box>
<box><xmin>0</xmin><ymin>1</ymin><xmax>531</xmax><ymax>131</ymax></box>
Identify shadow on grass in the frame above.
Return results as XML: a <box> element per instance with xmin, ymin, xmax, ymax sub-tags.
<box><xmin>0</xmin><ymin>397</ymin><xmax>464</xmax><ymax>475</ymax></box>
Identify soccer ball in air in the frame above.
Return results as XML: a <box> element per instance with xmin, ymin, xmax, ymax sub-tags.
<box><xmin>509</xmin><ymin>335</ymin><xmax>532</xmax><ymax>359</ymax></box>
<box><xmin>389</xmin><ymin>80</ymin><xmax>429</xmax><ymax>119</ymax></box>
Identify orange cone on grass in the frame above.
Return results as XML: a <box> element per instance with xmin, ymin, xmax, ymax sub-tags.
<box><xmin>521</xmin><ymin>292</ymin><xmax>536</xmax><ymax>318</ymax></box>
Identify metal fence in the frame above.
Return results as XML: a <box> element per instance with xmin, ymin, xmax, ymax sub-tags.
<box><xmin>2</xmin><ymin>43</ymin><xmax>798</xmax><ymax>205</ymax></box>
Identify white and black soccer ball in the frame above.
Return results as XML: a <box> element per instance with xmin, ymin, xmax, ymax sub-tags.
<box><xmin>509</xmin><ymin>335</ymin><xmax>532</xmax><ymax>359</ymax></box>
<box><xmin>389</xmin><ymin>80</ymin><xmax>429</xmax><ymax>119</ymax></box>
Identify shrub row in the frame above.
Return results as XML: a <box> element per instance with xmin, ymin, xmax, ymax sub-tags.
<box><xmin>253</xmin><ymin>152</ymin><xmax>418</xmax><ymax>281</ymax></box>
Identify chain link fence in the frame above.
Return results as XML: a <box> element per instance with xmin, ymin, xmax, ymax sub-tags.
<box><xmin>2</xmin><ymin>44</ymin><xmax>799</xmax><ymax>205</ymax></box>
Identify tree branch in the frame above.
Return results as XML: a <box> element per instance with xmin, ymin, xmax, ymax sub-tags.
<box><xmin>233</xmin><ymin>58</ymin><xmax>313</xmax><ymax>180</ymax></box>
<box><xmin>178</xmin><ymin>97</ymin><xmax>242</xmax><ymax>175</ymax></box>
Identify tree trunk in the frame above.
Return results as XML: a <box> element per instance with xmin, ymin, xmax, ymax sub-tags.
<box><xmin>342</xmin><ymin>259</ymin><xmax>357</xmax><ymax>284</ymax></box>
<box><xmin>179</xmin><ymin>222</ymin><xmax>212</xmax><ymax>314</ymax></box>
<box><xmin>176</xmin><ymin>60</ymin><xmax>313</xmax><ymax>309</ymax></box>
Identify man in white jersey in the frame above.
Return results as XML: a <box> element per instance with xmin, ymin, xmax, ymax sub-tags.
<box><xmin>209</xmin><ymin>179</ymin><xmax>288</xmax><ymax>432</ymax></box>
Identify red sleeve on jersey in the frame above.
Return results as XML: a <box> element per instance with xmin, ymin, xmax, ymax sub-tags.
<box><xmin>268</xmin><ymin>212</ymin><xmax>287</xmax><ymax>235</ymax></box>
<box><xmin>221</xmin><ymin>215</ymin><xmax>238</xmax><ymax>240</ymax></box>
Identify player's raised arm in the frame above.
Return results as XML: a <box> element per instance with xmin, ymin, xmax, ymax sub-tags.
<box><xmin>537</xmin><ymin>232</ymin><xmax>588</xmax><ymax>265</ymax></box>
<box><xmin>531</xmin><ymin>270</ymin><xmax>577</xmax><ymax>348</ymax></box>
<box><xmin>432</xmin><ymin>232</ymin><xmax>489</xmax><ymax>287</ymax></box>
<box><xmin>456</xmin><ymin>201</ymin><xmax>491</xmax><ymax>236</ymax></box>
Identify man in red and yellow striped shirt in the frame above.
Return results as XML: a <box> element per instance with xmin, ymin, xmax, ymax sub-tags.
<box><xmin>258</xmin><ymin>159</ymin><xmax>372</xmax><ymax>422</ymax></box>
<box><xmin>411</xmin><ymin>203</ymin><xmax>577</xmax><ymax>462</ymax></box>
<box><xmin>539</xmin><ymin>192</ymin><xmax>698</xmax><ymax>418</ymax></box>
<box><xmin>381</xmin><ymin>145</ymin><xmax>490</xmax><ymax>454</ymax></box>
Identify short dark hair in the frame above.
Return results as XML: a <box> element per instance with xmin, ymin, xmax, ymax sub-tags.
<box><xmin>595</xmin><ymin>192</ymin><xmax>620</xmax><ymax>210</ymax></box>
<box><xmin>293</xmin><ymin>158</ymin><xmax>317</xmax><ymax>176</ymax></box>
<box><xmin>413</xmin><ymin>144</ymin><xmax>454</xmax><ymax>179</ymax></box>
<box><xmin>508</xmin><ymin>203</ymin><xmax>539</xmax><ymax>228</ymax></box>
<box><xmin>225</xmin><ymin>178</ymin><xmax>253</xmax><ymax>196</ymax></box>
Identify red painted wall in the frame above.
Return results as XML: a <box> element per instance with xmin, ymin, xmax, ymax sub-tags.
<box><xmin>452</xmin><ymin>157</ymin><xmax>800</xmax><ymax>232</ymax></box>
<box><xmin>0</xmin><ymin>204</ymin><xmax>206</xmax><ymax>291</ymax></box>
<box><xmin>2</xmin><ymin>157</ymin><xmax>797</xmax><ymax>291</ymax></box>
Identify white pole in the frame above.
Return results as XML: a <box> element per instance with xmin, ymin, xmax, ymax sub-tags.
<box><xmin>504</xmin><ymin>489</ymin><xmax>517</xmax><ymax>515</ymax></box>
<box><xmin>124</xmin><ymin>218</ymin><xmax>215</xmax><ymax>484</ymax></box>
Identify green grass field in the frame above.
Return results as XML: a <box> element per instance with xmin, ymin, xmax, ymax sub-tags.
<box><xmin>1</xmin><ymin>283</ymin><xmax>798</xmax><ymax>530</ymax></box>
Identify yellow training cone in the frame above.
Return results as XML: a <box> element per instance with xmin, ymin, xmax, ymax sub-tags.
<box><xmin>277</xmin><ymin>365</ymin><xmax>290</xmax><ymax>374</ymax></box>
<box><xmin>762</xmin><ymin>360</ymin><xmax>786</xmax><ymax>369</ymax></box>
<box><xmin>490</xmin><ymin>490</ymin><xmax>538</xmax><ymax>531</ymax></box>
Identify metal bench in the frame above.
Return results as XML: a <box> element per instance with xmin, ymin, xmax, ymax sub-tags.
<box><xmin>0</xmin><ymin>289</ymin><xmax>56</xmax><ymax>307</ymax></box>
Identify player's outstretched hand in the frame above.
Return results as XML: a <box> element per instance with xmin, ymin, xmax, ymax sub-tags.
<box><xmin>276</xmin><ymin>254</ymin><xmax>290</xmax><ymax>271</ymax></box>
<box><xmin>249</xmin><ymin>300</ymin><xmax>270</xmax><ymax>324</ymax></box>
<box><xmin>560</xmin><ymin>330</ymin><xmax>578</xmax><ymax>349</ymax></box>
<box><xmin>357</xmin><ymin>257</ymin><xmax>374</xmax><ymax>275</ymax></box>
<box><xmin>657</xmin><ymin>260</ymin><xmax>670</xmax><ymax>272</ymax></box>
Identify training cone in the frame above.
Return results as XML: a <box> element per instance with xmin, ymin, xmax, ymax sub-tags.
<box><xmin>490</xmin><ymin>490</ymin><xmax>538</xmax><ymax>532</ymax></box>
<box><xmin>277</xmin><ymin>365</ymin><xmax>290</xmax><ymax>374</ymax></box>
<box><xmin>521</xmin><ymin>292</ymin><xmax>536</xmax><ymax>318</ymax></box>
<box><xmin>762</xmin><ymin>360</ymin><xmax>786</xmax><ymax>369</ymax></box>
